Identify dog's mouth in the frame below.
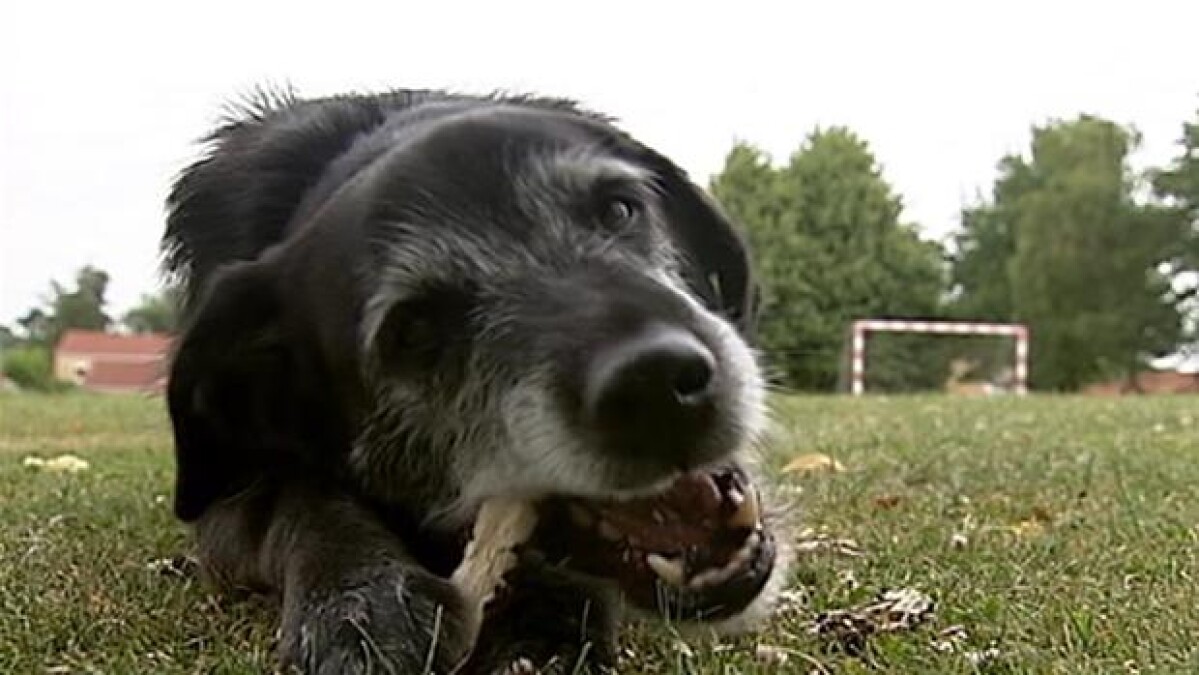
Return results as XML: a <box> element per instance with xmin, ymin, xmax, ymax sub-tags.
<box><xmin>532</xmin><ymin>465</ymin><xmax>776</xmax><ymax>621</ymax></box>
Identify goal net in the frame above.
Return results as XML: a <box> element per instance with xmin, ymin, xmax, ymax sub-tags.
<box><xmin>848</xmin><ymin>319</ymin><xmax>1029</xmax><ymax>395</ymax></box>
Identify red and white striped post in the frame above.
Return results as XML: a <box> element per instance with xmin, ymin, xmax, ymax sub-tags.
<box><xmin>849</xmin><ymin>319</ymin><xmax>1029</xmax><ymax>396</ymax></box>
<box><xmin>850</xmin><ymin>323</ymin><xmax>868</xmax><ymax>396</ymax></box>
<box><xmin>1012</xmin><ymin>325</ymin><xmax>1029</xmax><ymax>395</ymax></box>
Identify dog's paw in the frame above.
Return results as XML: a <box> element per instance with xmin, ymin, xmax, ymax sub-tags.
<box><xmin>280</xmin><ymin>564</ymin><xmax>471</xmax><ymax>675</ymax></box>
<box><xmin>499</xmin><ymin>657</ymin><xmax>539</xmax><ymax>675</ymax></box>
<box><xmin>462</xmin><ymin>560</ymin><xmax>617</xmax><ymax>675</ymax></box>
<box><xmin>477</xmin><ymin>650</ymin><xmax>613</xmax><ymax>675</ymax></box>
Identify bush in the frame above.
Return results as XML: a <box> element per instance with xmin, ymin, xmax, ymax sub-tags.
<box><xmin>1</xmin><ymin>346</ymin><xmax>60</xmax><ymax>391</ymax></box>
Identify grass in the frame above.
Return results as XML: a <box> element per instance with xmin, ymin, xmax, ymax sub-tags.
<box><xmin>1</xmin><ymin>392</ymin><xmax>1197</xmax><ymax>673</ymax></box>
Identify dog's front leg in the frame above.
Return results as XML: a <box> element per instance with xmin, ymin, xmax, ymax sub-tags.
<box><xmin>194</xmin><ymin>484</ymin><xmax>474</xmax><ymax>675</ymax></box>
<box><xmin>461</xmin><ymin>558</ymin><xmax>619</xmax><ymax>675</ymax></box>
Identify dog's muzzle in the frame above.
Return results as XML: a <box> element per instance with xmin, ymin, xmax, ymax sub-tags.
<box><xmin>581</xmin><ymin>323</ymin><xmax>734</xmax><ymax>475</ymax></box>
<box><xmin>529</xmin><ymin>464</ymin><xmax>776</xmax><ymax>621</ymax></box>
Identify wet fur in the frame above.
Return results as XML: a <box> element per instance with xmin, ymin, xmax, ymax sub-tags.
<box><xmin>162</xmin><ymin>87</ymin><xmax>781</xmax><ymax>674</ymax></box>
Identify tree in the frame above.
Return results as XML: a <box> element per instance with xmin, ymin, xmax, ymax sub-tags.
<box><xmin>16</xmin><ymin>308</ymin><xmax>54</xmax><ymax>347</ymax></box>
<box><xmin>1</xmin><ymin>345</ymin><xmax>55</xmax><ymax>391</ymax></box>
<box><xmin>1154</xmin><ymin>107</ymin><xmax>1199</xmax><ymax>227</ymax></box>
<box><xmin>1152</xmin><ymin>106</ymin><xmax>1199</xmax><ymax>293</ymax></box>
<box><xmin>711</xmin><ymin>129</ymin><xmax>946</xmax><ymax>391</ymax></box>
<box><xmin>951</xmin><ymin>115</ymin><xmax>1190</xmax><ymax>390</ymax></box>
<box><xmin>122</xmin><ymin>287</ymin><xmax>180</xmax><ymax>334</ymax></box>
<box><xmin>50</xmin><ymin>265</ymin><xmax>112</xmax><ymax>343</ymax></box>
<box><xmin>12</xmin><ymin>266</ymin><xmax>113</xmax><ymax>347</ymax></box>
<box><xmin>949</xmin><ymin>156</ymin><xmax>1036</xmax><ymax>322</ymax></box>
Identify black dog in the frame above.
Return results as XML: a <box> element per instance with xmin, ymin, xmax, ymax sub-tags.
<box><xmin>162</xmin><ymin>88</ymin><xmax>789</xmax><ymax>674</ymax></box>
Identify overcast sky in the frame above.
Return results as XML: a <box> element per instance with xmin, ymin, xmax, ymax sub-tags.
<box><xmin>2</xmin><ymin>0</ymin><xmax>1196</xmax><ymax>326</ymax></box>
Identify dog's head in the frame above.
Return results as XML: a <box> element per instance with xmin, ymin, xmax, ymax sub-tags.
<box><xmin>349</xmin><ymin>107</ymin><xmax>764</xmax><ymax>505</ymax></box>
<box><xmin>166</xmin><ymin>96</ymin><xmax>784</xmax><ymax>627</ymax></box>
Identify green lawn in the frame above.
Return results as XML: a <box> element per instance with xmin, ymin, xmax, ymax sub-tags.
<box><xmin>1</xmin><ymin>393</ymin><xmax>1196</xmax><ymax>673</ymax></box>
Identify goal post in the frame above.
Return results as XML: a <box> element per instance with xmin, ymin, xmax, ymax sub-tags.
<box><xmin>849</xmin><ymin>319</ymin><xmax>1029</xmax><ymax>396</ymax></box>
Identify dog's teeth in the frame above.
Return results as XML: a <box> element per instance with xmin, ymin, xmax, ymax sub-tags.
<box><xmin>688</xmin><ymin>564</ymin><xmax>735</xmax><ymax>589</ymax></box>
<box><xmin>727</xmin><ymin>484</ymin><xmax>760</xmax><ymax>530</ymax></box>
<box><xmin>646</xmin><ymin>553</ymin><xmax>686</xmax><ymax>586</ymax></box>
<box><xmin>744</xmin><ymin>530</ymin><xmax>762</xmax><ymax>550</ymax></box>
<box><xmin>687</xmin><ymin>569</ymin><xmax>714</xmax><ymax>589</ymax></box>
<box><xmin>568</xmin><ymin>504</ymin><xmax>595</xmax><ymax>527</ymax></box>
<box><xmin>688</xmin><ymin>535</ymin><xmax>762</xmax><ymax>591</ymax></box>
<box><xmin>729</xmin><ymin>532</ymin><xmax>760</xmax><ymax>567</ymax></box>
<box><xmin>729</xmin><ymin>547</ymin><xmax>751</xmax><ymax>569</ymax></box>
<box><xmin>727</xmin><ymin>487</ymin><xmax>745</xmax><ymax>507</ymax></box>
<box><xmin>597</xmin><ymin>520</ymin><xmax>623</xmax><ymax>542</ymax></box>
<box><xmin>714</xmin><ymin>561</ymin><xmax>740</xmax><ymax>583</ymax></box>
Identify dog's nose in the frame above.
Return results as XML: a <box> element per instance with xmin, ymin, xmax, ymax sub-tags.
<box><xmin>585</xmin><ymin>325</ymin><xmax>718</xmax><ymax>462</ymax></box>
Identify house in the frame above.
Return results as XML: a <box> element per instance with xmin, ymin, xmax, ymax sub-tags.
<box><xmin>54</xmin><ymin>330</ymin><xmax>172</xmax><ymax>394</ymax></box>
<box><xmin>1082</xmin><ymin>368</ymin><xmax>1199</xmax><ymax>396</ymax></box>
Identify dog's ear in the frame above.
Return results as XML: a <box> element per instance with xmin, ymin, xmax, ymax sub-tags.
<box><xmin>167</xmin><ymin>261</ymin><xmax>342</xmax><ymax>521</ymax></box>
<box><xmin>652</xmin><ymin>165</ymin><xmax>759</xmax><ymax>337</ymax></box>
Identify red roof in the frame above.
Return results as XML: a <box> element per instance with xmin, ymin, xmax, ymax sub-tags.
<box><xmin>57</xmin><ymin>329</ymin><xmax>172</xmax><ymax>357</ymax></box>
<box><xmin>83</xmin><ymin>360</ymin><xmax>167</xmax><ymax>392</ymax></box>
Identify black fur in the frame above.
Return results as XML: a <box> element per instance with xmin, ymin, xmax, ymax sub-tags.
<box><xmin>163</xmin><ymin>88</ymin><xmax>763</xmax><ymax>674</ymax></box>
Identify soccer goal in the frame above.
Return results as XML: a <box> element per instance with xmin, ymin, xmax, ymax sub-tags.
<box><xmin>848</xmin><ymin>319</ymin><xmax>1030</xmax><ymax>396</ymax></box>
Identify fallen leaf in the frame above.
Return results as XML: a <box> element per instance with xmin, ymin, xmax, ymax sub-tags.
<box><xmin>23</xmin><ymin>454</ymin><xmax>90</xmax><ymax>473</ymax></box>
<box><xmin>793</xmin><ymin>530</ymin><xmax>864</xmax><ymax>558</ymax></box>
<box><xmin>774</xmin><ymin>588</ymin><xmax>809</xmax><ymax>618</ymax></box>
<box><xmin>809</xmin><ymin>610</ymin><xmax>875</xmax><ymax>655</ymax></box>
<box><xmin>809</xmin><ymin>587</ymin><xmax>935</xmax><ymax>655</ymax></box>
<box><xmin>146</xmin><ymin>555</ymin><xmax>199</xmax><ymax>579</ymax></box>
<box><xmin>964</xmin><ymin>646</ymin><xmax>1002</xmax><ymax>667</ymax></box>
<box><xmin>1029</xmin><ymin>505</ymin><xmax>1053</xmax><ymax>523</ymax></box>
<box><xmin>838</xmin><ymin>569</ymin><xmax>859</xmax><ymax>590</ymax></box>
<box><xmin>930</xmin><ymin>624</ymin><xmax>969</xmax><ymax>653</ymax></box>
<box><xmin>754</xmin><ymin>645</ymin><xmax>791</xmax><ymax>666</ymax></box>
<box><xmin>878</xmin><ymin>588</ymin><xmax>936</xmax><ymax>628</ymax></box>
<box><xmin>931</xmin><ymin>639</ymin><xmax>956</xmax><ymax>654</ymax></box>
<box><xmin>872</xmin><ymin>495</ymin><xmax>901</xmax><ymax>510</ymax></box>
<box><xmin>1010</xmin><ymin>520</ymin><xmax>1045</xmax><ymax>538</ymax></box>
<box><xmin>782</xmin><ymin>453</ymin><xmax>846</xmax><ymax>475</ymax></box>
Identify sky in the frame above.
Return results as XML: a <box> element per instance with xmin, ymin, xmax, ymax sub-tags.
<box><xmin>2</xmin><ymin>0</ymin><xmax>1196</xmax><ymax>326</ymax></box>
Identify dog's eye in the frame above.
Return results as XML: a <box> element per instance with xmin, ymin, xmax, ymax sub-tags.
<box><xmin>374</xmin><ymin>285</ymin><xmax>475</xmax><ymax>375</ymax></box>
<box><xmin>598</xmin><ymin>198</ymin><xmax>639</xmax><ymax>229</ymax></box>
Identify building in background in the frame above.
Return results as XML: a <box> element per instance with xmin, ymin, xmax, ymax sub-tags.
<box><xmin>54</xmin><ymin>330</ymin><xmax>171</xmax><ymax>394</ymax></box>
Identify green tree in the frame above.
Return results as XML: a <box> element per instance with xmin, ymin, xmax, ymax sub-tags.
<box><xmin>50</xmin><ymin>266</ymin><xmax>112</xmax><ymax>344</ymax></box>
<box><xmin>122</xmin><ymin>287</ymin><xmax>180</xmax><ymax>334</ymax></box>
<box><xmin>0</xmin><ymin>325</ymin><xmax>17</xmax><ymax>350</ymax></box>
<box><xmin>14</xmin><ymin>266</ymin><xmax>113</xmax><ymax>347</ymax></box>
<box><xmin>1</xmin><ymin>345</ymin><xmax>55</xmax><ymax>390</ymax></box>
<box><xmin>711</xmin><ymin>129</ymin><xmax>946</xmax><ymax>391</ymax></box>
<box><xmin>1154</xmin><ymin>107</ymin><xmax>1199</xmax><ymax>226</ymax></box>
<box><xmin>16</xmin><ymin>308</ymin><xmax>54</xmax><ymax>347</ymax></box>
<box><xmin>949</xmin><ymin>156</ymin><xmax>1037</xmax><ymax>322</ymax></box>
<box><xmin>1152</xmin><ymin>106</ymin><xmax>1199</xmax><ymax>292</ymax></box>
<box><xmin>952</xmin><ymin>115</ymin><xmax>1189</xmax><ymax>390</ymax></box>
